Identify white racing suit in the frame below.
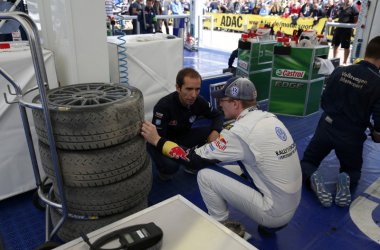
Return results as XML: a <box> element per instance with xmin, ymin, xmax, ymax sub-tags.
<box><xmin>158</xmin><ymin>108</ymin><xmax>302</xmax><ymax>227</ymax></box>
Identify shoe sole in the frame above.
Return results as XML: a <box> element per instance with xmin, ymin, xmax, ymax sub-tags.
<box><xmin>311</xmin><ymin>173</ymin><xmax>333</xmax><ymax>207</ymax></box>
<box><xmin>335</xmin><ymin>173</ymin><xmax>351</xmax><ymax>207</ymax></box>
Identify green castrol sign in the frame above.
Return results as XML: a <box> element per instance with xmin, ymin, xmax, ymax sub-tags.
<box><xmin>272</xmin><ymin>48</ymin><xmax>314</xmax><ymax>80</ymax></box>
<box><xmin>275</xmin><ymin>69</ymin><xmax>306</xmax><ymax>79</ymax></box>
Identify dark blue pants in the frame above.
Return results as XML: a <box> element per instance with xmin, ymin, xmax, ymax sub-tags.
<box><xmin>147</xmin><ymin>127</ymin><xmax>212</xmax><ymax>175</ymax></box>
<box><xmin>301</xmin><ymin>113</ymin><xmax>366</xmax><ymax>190</ymax></box>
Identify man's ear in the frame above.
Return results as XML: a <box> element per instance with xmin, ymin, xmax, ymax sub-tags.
<box><xmin>176</xmin><ymin>84</ymin><xmax>180</xmax><ymax>92</ymax></box>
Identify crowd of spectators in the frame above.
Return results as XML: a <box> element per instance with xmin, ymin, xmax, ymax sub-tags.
<box><xmin>204</xmin><ymin>0</ymin><xmax>361</xmax><ymax>19</ymax></box>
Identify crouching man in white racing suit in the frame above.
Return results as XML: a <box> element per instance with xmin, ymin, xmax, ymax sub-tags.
<box><xmin>141</xmin><ymin>77</ymin><xmax>302</xmax><ymax>234</ymax></box>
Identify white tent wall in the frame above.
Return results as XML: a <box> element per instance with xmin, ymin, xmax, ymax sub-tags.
<box><xmin>27</xmin><ymin>0</ymin><xmax>110</xmax><ymax>86</ymax></box>
<box><xmin>353</xmin><ymin>0</ymin><xmax>380</xmax><ymax>60</ymax></box>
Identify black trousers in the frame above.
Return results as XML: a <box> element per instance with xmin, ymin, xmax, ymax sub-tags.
<box><xmin>301</xmin><ymin>113</ymin><xmax>367</xmax><ymax>190</ymax></box>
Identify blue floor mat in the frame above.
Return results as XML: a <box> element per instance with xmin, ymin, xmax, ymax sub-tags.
<box><xmin>1</xmin><ymin>48</ymin><xmax>380</xmax><ymax>249</ymax></box>
<box><xmin>1</xmin><ymin>117</ymin><xmax>379</xmax><ymax>250</ymax></box>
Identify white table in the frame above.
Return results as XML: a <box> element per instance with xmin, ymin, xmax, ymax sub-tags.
<box><xmin>0</xmin><ymin>44</ymin><xmax>58</xmax><ymax>200</ymax></box>
<box><xmin>108</xmin><ymin>33</ymin><xmax>183</xmax><ymax>121</ymax></box>
<box><xmin>56</xmin><ymin>195</ymin><xmax>257</xmax><ymax>250</ymax></box>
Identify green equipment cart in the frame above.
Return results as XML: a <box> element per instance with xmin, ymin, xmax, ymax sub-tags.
<box><xmin>236</xmin><ymin>39</ymin><xmax>277</xmax><ymax>101</ymax></box>
<box><xmin>268</xmin><ymin>45</ymin><xmax>330</xmax><ymax>116</ymax></box>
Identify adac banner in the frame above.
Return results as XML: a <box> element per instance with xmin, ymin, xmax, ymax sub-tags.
<box><xmin>203</xmin><ymin>13</ymin><xmax>328</xmax><ymax>37</ymax></box>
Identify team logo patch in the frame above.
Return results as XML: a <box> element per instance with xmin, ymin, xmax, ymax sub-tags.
<box><xmin>230</xmin><ymin>86</ymin><xmax>239</xmax><ymax>97</ymax></box>
<box><xmin>224</xmin><ymin>123</ymin><xmax>234</xmax><ymax>130</ymax></box>
<box><xmin>155</xmin><ymin>119</ymin><xmax>161</xmax><ymax>126</ymax></box>
<box><xmin>209</xmin><ymin>143</ymin><xmax>216</xmax><ymax>151</ymax></box>
<box><xmin>212</xmin><ymin>135</ymin><xmax>227</xmax><ymax>151</ymax></box>
<box><xmin>189</xmin><ymin>115</ymin><xmax>196</xmax><ymax>123</ymax></box>
<box><xmin>154</xmin><ymin>112</ymin><xmax>164</xmax><ymax>118</ymax></box>
<box><xmin>168</xmin><ymin>120</ymin><xmax>177</xmax><ymax>126</ymax></box>
<box><xmin>275</xmin><ymin>127</ymin><xmax>287</xmax><ymax>141</ymax></box>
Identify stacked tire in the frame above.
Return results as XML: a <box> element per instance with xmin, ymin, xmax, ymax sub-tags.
<box><xmin>32</xmin><ymin>83</ymin><xmax>151</xmax><ymax>242</ymax></box>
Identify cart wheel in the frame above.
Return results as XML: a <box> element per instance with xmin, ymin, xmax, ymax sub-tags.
<box><xmin>32</xmin><ymin>183</ymin><xmax>53</xmax><ymax>211</ymax></box>
<box><xmin>32</xmin><ymin>190</ymin><xmax>46</xmax><ymax>211</ymax></box>
<box><xmin>34</xmin><ymin>241</ymin><xmax>61</xmax><ymax>250</ymax></box>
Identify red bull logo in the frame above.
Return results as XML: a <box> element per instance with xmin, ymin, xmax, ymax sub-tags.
<box><xmin>275</xmin><ymin>69</ymin><xmax>305</xmax><ymax>79</ymax></box>
<box><xmin>168</xmin><ymin>146</ymin><xmax>190</xmax><ymax>161</ymax></box>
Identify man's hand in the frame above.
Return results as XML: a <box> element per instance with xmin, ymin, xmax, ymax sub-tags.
<box><xmin>141</xmin><ymin>121</ymin><xmax>161</xmax><ymax>146</ymax></box>
<box><xmin>207</xmin><ymin>130</ymin><xmax>220</xmax><ymax>142</ymax></box>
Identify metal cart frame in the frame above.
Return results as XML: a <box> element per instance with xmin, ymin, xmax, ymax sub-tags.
<box><xmin>0</xmin><ymin>12</ymin><xmax>68</xmax><ymax>243</ymax></box>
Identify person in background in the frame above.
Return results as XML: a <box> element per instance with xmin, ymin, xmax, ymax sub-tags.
<box><xmin>161</xmin><ymin>0</ymin><xmax>170</xmax><ymax>34</ymax></box>
<box><xmin>233</xmin><ymin>0</ymin><xmax>242</xmax><ymax>14</ymax></box>
<box><xmin>141</xmin><ymin>77</ymin><xmax>302</xmax><ymax>235</ymax></box>
<box><xmin>282</xmin><ymin>6</ymin><xmax>291</xmax><ymax>18</ymax></box>
<box><xmin>312</xmin><ymin>2</ymin><xmax>324</xmax><ymax>24</ymax></box>
<box><xmin>181</xmin><ymin>0</ymin><xmax>190</xmax><ymax>12</ymax></box>
<box><xmin>171</xmin><ymin>0</ymin><xmax>184</xmax><ymax>36</ymax></box>
<box><xmin>326</xmin><ymin>0</ymin><xmax>340</xmax><ymax>19</ymax></box>
<box><xmin>209</xmin><ymin>0</ymin><xmax>220</xmax><ymax>13</ymax></box>
<box><xmin>290</xmin><ymin>0</ymin><xmax>301</xmax><ymax>25</ymax></box>
<box><xmin>259</xmin><ymin>1</ymin><xmax>270</xmax><ymax>16</ymax></box>
<box><xmin>247</xmin><ymin>0</ymin><xmax>256</xmax><ymax>13</ymax></box>
<box><xmin>301</xmin><ymin>36</ymin><xmax>380</xmax><ymax>208</ymax></box>
<box><xmin>251</xmin><ymin>2</ymin><xmax>261</xmax><ymax>14</ymax></box>
<box><xmin>153</xmin><ymin>0</ymin><xmax>163</xmax><ymax>32</ymax></box>
<box><xmin>120</xmin><ymin>0</ymin><xmax>130</xmax><ymax>15</ymax></box>
<box><xmin>226</xmin><ymin>0</ymin><xmax>235</xmax><ymax>13</ymax></box>
<box><xmin>355</xmin><ymin>0</ymin><xmax>361</xmax><ymax>12</ymax></box>
<box><xmin>270</xmin><ymin>0</ymin><xmax>283</xmax><ymax>15</ymax></box>
<box><xmin>300</xmin><ymin>0</ymin><xmax>314</xmax><ymax>17</ymax></box>
<box><xmin>330</xmin><ymin>0</ymin><xmax>359</xmax><ymax>65</ymax></box>
<box><xmin>129</xmin><ymin>0</ymin><xmax>143</xmax><ymax>34</ymax></box>
<box><xmin>138</xmin><ymin>0</ymin><xmax>157</xmax><ymax>34</ymax></box>
<box><xmin>145</xmin><ymin>68</ymin><xmax>224</xmax><ymax>181</ymax></box>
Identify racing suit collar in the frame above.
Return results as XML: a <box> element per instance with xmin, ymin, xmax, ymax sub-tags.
<box><xmin>236</xmin><ymin>106</ymin><xmax>257</xmax><ymax>120</ymax></box>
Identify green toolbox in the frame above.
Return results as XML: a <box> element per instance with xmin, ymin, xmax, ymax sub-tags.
<box><xmin>236</xmin><ymin>39</ymin><xmax>277</xmax><ymax>101</ymax></box>
<box><xmin>268</xmin><ymin>45</ymin><xmax>329</xmax><ymax>116</ymax></box>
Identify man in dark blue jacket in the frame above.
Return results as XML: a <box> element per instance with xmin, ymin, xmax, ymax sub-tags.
<box><xmin>301</xmin><ymin>36</ymin><xmax>380</xmax><ymax>208</ymax></box>
<box><xmin>147</xmin><ymin>68</ymin><xmax>224</xmax><ymax>180</ymax></box>
<box><xmin>138</xmin><ymin>0</ymin><xmax>157</xmax><ymax>34</ymax></box>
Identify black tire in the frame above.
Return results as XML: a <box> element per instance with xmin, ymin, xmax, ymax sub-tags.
<box><xmin>32</xmin><ymin>83</ymin><xmax>144</xmax><ymax>150</ymax></box>
<box><xmin>54</xmin><ymin>157</ymin><xmax>152</xmax><ymax>216</ymax></box>
<box><xmin>39</xmin><ymin>136</ymin><xmax>147</xmax><ymax>187</ymax></box>
<box><xmin>50</xmin><ymin>199</ymin><xmax>148</xmax><ymax>243</ymax></box>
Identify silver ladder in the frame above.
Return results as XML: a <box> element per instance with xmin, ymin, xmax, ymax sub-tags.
<box><xmin>0</xmin><ymin>12</ymin><xmax>68</xmax><ymax>243</ymax></box>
